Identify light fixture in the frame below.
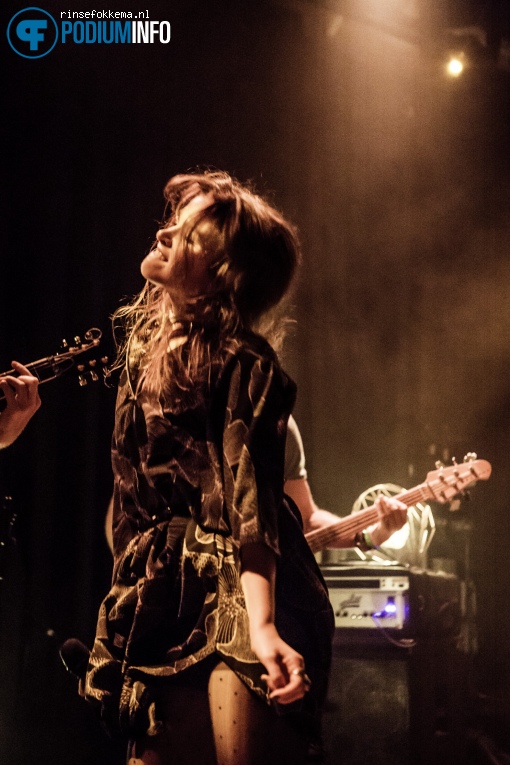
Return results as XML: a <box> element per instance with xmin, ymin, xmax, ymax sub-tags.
<box><xmin>446</xmin><ymin>54</ymin><xmax>465</xmax><ymax>77</ymax></box>
<box><xmin>351</xmin><ymin>483</ymin><xmax>435</xmax><ymax>567</ymax></box>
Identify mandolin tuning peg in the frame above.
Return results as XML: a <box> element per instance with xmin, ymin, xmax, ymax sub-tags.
<box><xmin>74</xmin><ymin>336</ymin><xmax>82</xmax><ymax>346</ymax></box>
<box><xmin>435</xmin><ymin>460</ymin><xmax>445</xmax><ymax>469</ymax></box>
<box><xmin>78</xmin><ymin>375</ymin><xmax>88</xmax><ymax>387</ymax></box>
<box><xmin>90</xmin><ymin>372</ymin><xmax>99</xmax><ymax>382</ymax></box>
<box><xmin>452</xmin><ymin>456</ymin><xmax>458</xmax><ymax>465</ymax></box>
<box><xmin>88</xmin><ymin>359</ymin><xmax>97</xmax><ymax>368</ymax></box>
<box><xmin>101</xmin><ymin>356</ymin><xmax>109</xmax><ymax>365</ymax></box>
<box><xmin>464</xmin><ymin>452</ymin><xmax>477</xmax><ymax>463</ymax></box>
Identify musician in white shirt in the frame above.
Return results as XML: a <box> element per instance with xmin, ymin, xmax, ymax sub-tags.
<box><xmin>283</xmin><ymin>415</ymin><xmax>407</xmax><ymax>550</ymax></box>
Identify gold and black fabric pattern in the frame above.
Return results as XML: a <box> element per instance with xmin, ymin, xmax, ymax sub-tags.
<box><xmin>84</xmin><ymin>335</ymin><xmax>334</xmax><ymax>738</ymax></box>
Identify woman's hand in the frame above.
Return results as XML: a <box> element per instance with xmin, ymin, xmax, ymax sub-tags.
<box><xmin>240</xmin><ymin>542</ymin><xmax>311</xmax><ymax>705</ymax></box>
<box><xmin>368</xmin><ymin>495</ymin><xmax>408</xmax><ymax>547</ymax></box>
<box><xmin>251</xmin><ymin>623</ymin><xmax>311</xmax><ymax>705</ymax></box>
<box><xmin>0</xmin><ymin>362</ymin><xmax>41</xmax><ymax>448</ymax></box>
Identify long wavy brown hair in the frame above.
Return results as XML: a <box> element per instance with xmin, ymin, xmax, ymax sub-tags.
<box><xmin>112</xmin><ymin>170</ymin><xmax>301</xmax><ymax>405</ymax></box>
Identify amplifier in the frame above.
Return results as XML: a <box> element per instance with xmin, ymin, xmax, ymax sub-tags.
<box><xmin>322</xmin><ymin>564</ymin><xmax>410</xmax><ymax>630</ymax></box>
<box><xmin>321</xmin><ymin>564</ymin><xmax>462</xmax><ymax>638</ymax></box>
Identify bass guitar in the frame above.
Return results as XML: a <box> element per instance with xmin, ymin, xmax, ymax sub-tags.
<box><xmin>304</xmin><ymin>455</ymin><xmax>492</xmax><ymax>553</ymax></box>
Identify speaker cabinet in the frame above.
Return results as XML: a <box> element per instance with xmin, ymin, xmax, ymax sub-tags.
<box><xmin>321</xmin><ymin>634</ymin><xmax>470</xmax><ymax>765</ymax></box>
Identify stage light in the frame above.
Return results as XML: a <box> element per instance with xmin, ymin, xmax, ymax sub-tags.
<box><xmin>381</xmin><ymin>523</ymin><xmax>409</xmax><ymax>550</ymax></box>
<box><xmin>446</xmin><ymin>54</ymin><xmax>465</xmax><ymax>77</ymax></box>
<box><xmin>351</xmin><ymin>483</ymin><xmax>436</xmax><ymax>567</ymax></box>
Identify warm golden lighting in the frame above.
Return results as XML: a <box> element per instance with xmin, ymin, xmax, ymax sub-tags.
<box><xmin>446</xmin><ymin>56</ymin><xmax>464</xmax><ymax>77</ymax></box>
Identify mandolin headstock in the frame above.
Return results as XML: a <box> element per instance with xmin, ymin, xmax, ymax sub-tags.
<box><xmin>0</xmin><ymin>328</ymin><xmax>108</xmax><ymax>402</ymax></box>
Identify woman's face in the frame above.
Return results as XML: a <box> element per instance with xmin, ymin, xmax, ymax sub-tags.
<box><xmin>141</xmin><ymin>192</ymin><xmax>218</xmax><ymax>297</ymax></box>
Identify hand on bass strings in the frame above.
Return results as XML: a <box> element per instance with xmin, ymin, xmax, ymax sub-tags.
<box><xmin>368</xmin><ymin>494</ymin><xmax>408</xmax><ymax>547</ymax></box>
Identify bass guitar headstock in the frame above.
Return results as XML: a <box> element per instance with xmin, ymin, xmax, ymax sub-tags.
<box><xmin>425</xmin><ymin>453</ymin><xmax>492</xmax><ymax>507</ymax></box>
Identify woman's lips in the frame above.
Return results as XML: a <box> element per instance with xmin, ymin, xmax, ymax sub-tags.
<box><xmin>156</xmin><ymin>245</ymin><xmax>168</xmax><ymax>261</ymax></box>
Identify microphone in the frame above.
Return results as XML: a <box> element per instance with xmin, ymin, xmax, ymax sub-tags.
<box><xmin>60</xmin><ymin>638</ymin><xmax>90</xmax><ymax>680</ymax></box>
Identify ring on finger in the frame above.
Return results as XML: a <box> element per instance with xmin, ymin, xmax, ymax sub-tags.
<box><xmin>291</xmin><ymin>668</ymin><xmax>312</xmax><ymax>687</ymax></box>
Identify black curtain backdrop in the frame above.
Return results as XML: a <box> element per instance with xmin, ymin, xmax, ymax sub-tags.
<box><xmin>1</xmin><ymin>1</ymin><xmax>509</xmax><ymax>763</ymax></box>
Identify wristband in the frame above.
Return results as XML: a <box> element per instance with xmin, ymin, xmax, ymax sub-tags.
<box><xmin>354</xmin><ymin>531</ymin><xmax>379</xmax><ymax>551</ymax></box>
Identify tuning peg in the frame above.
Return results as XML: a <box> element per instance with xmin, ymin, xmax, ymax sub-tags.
<box><xmin>464</xmin><ymin>452</ymin><xmax>477</xmax><ymax>462</ymax></box>
<box><xmin>435</xmin><ymin>460</ymin><xmax>445</xmax><ymax>469</ymax></box>
<box><xmin>101</xmin><ymin>356</ymin><xmax>109</xmax><ymax>365</ymax></box>
<box><xmin>451</xmin><ymin>456</ymin><xmax>461</xmax><ymax>476</ymax></box>
<box><xmin>78</xmin><ymin>375</ymin><xmax>88</xmax><ymax>387</ymax></box>
<box><xmin>90</xmin><ymin>372</ymin><xmax>99</xmax><ymax>382</ymax></box>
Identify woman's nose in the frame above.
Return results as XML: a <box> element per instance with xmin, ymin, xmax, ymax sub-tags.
<box><xmin>156</xmin><ymin>227</ymin><xmax>173</xmax><ymax>247</ymax></box>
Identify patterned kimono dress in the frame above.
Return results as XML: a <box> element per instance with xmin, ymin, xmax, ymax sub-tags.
<box><xmin>84</xmin><ymin>332</ymin><xmax>334</xmax><ymax>739</ymax></box>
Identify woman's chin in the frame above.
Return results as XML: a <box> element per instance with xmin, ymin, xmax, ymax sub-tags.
<box><xmin>141</xmin><ymin>254</ymin><xmax>165</xmax><ymax>283</ymax></box>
